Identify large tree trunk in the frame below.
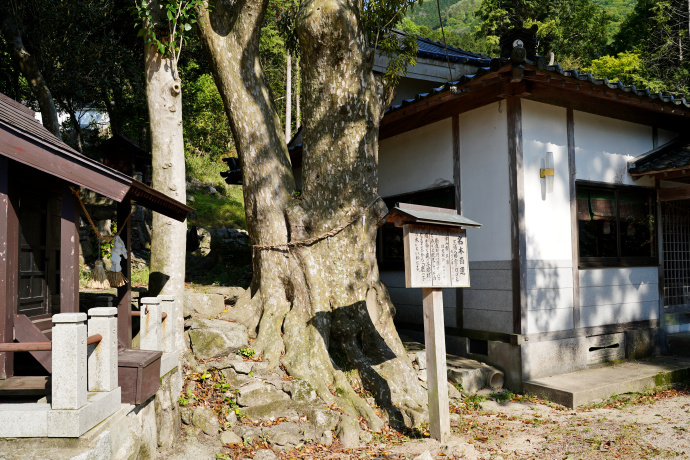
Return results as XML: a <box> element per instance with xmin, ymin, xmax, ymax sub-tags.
<box><xmin>144</xmin><ymin>28</ymin><xmax>187</xmax><ymax>351</ymax></box>
<box><xmin>197</xmin><ymin>0</ymin><xmax>426</xmax><ymax>438</ymax></box>
<box><xmin>0</xmin><ymin>16</ymin><xmax>61</xmax><ymax>138</ymax></box>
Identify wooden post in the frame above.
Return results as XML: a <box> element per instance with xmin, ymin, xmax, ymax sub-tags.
<box><xmin>116</xmin><ymin>198</ymin><xmax>132</xmax><ymax>348</ymax></box>
<box><xmin>422</xmin><ymin>287</ymin><xmax>450</xmax><ymax>443</ymax></box>
<box><xmin>0</xmin><ymin>157</ymin><xmax>17</xmax><ymax>378</ymax></box>
<box><xmin>60</xmin><ymin>185</ymin><xmax>80</xmax><ymax>313</ymax></box>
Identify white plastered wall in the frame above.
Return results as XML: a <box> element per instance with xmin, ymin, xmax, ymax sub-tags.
<box><xmin>573</xmin><ymin>111</ymin><xmax>659</xmax><ymax>328</ymax></box>
<box><xmin>521</xmin><ymin>100</ymin><xmax>574</xmax><ymax>333</ymax></box>
<box><xmin>379</xmin><ymin>119</ymin><xmax>454</xmax><ymax>197</ymax></box>
<box><xmin>378</xmin><ymin>119</ymin><xmax>457</xmax><ymax>326</ymax></box>
<box><xmin>459</xmin><ymin>102</ymin><xmax>513</xmax><ymax>333</ymax></box>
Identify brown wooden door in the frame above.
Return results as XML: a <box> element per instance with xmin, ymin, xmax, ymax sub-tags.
<box><xmin>17</xmin><ymin>191</ymin><xmax>61</xmax><ymax>320</ymax></box>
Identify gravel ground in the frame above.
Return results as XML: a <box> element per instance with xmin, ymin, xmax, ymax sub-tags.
<box><xmin>160</xmin><ymin>386</ymin><xmax>690</xmax><ymax>459</ymax></box>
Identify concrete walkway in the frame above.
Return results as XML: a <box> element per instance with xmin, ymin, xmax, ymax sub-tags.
<box><xmin>523</xmin><ymin>355</ymin><xmax>690</xmax><ymax>408</ymax></box>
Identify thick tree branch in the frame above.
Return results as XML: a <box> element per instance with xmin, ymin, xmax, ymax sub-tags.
<box><xmin>0</xmin><ymin>16</ymin><xmax>61</xmax><ymax>138</ymax></box>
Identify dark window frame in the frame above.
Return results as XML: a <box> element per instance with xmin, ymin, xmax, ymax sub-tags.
<box><xmin>577</xmin><ymin>180</ymin><xmax>657</xmax><ymax>269</ymax></box>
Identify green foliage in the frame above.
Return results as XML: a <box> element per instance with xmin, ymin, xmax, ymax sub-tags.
<box><xmin>181</xmin><ymin>70</ymin><xmax>235</xmax><ymax>163</ymax></box>
<box><xmin>475</xmin><ymin>0</ymin><xmax>612</xmax><ymax>63</ymax></box>
<box><xmin>133</xmin><ymin>0</ymin><xmax>205</xmax><ymax>77</ymax></box>
<box><xmin>585</xmin><ymin>52</ymin><xmax>666</xmax><ymax>91</ymax></box>
<box><xmin>187</xmin><ymin>191</ymin><xmax>245</xmax><ymax>230</ymax></box>
<box><xmin>238</xmin><ymin>348</ymin><xmax>255</xmax><ymax>358</ymax></box>
<box><xmin>610</xmin><ymin>0</ymin><xmax>690</xmax><ymax>95</ymax></box>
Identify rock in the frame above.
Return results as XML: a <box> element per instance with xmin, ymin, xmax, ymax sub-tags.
<box><xmin>307</xmin><ymin>406</ymin><xmax>340</xmax><ymax>434</ymax></box>
<box><xmin>184</xmin><ymin>292</ymin><xmax>226</xmax><ymax>317</ymax></box>
<box><xmin>242</xmin><ymin>400</ymin><xmax>302</xmax><ymax>421</ymax></box>
<box><xmin>236</xmin><ymin>382</ymin><xmax>290</xmax><ymax>407</ymax></box>
<box><xmin>191</xmin><ymin>227</ymin><xmax>212</xmax><ymax>256</ymax></box>
<box><xmin>335</xmin><ymin>415</ymin><xmax>360</xmax><ymax>449</ymax></box>
<box><xmin>187</xmin><ymin>195</ymin><xmax>195</xmax><ymax>203</ymax></box>
<box><xmin>253</xmin><ymin>450</ymin><xmax>277</xmax><ymax>460</ymax></box>
<box><xmin>232</xmin><ymin>425</ymin><xmax>264</xmax><ymax>443</ymax></box>
<box><xmin>448</xmin><ymin>381</ymin><xmax>463</xmax><ymax>399</ymax></box>
<box><xmin>320</xmin><ymin>430</ymin><xmax>334</xmax><ymax>446</ymax></box>
<box><xmin>441</xmin><ymin>441</ymin><xmax>476</xmax><ymax>458</ymax></box>
<box><xmin>187</xmin><ymin>318</ymin><xmax>249</xmax><ymax>360</ymax></box>
<box><xmin>288</xmin><ymin>380</ymin><xmax>318</xmax><ymax>403</ymax></box>
<box><xmin>225</xmin><ymin>410</ymin><xmax>238</xmax><ymax>425</ymax></box>
<box><xmin>219</xmin><ymin>368</ymin><xmax>255</xmax><ymax>388</ymax></box>
<box><xmin>413</xmin><ymin>452</ymin><xmax>434</xmax><ymax>460</ymax></box>
<box><xmin>180</xmin><ymin>406</ymin><xmax>193</xmax><ymax>425</ymax></box>
<box><xmin>192</xmin><ymin>406</ymin><xmax>220</xmax><ymax>436</ymax></box>
<box><xmin>415</xmin><ymin>352</ymin><xmax>427</xmax><ymax>370</ymax></box>
<box><xmin>231</xmin><ymin>360</ymin><xmax>254</xmax><ymax>374</ymax></box>
<box><xmin>220</xmin><ymin>431</ymin><xmax>242</xmax><ymax>445</ymax></box>
<box><xmin>447</xmin><ymin>367</ymin><xmax>486</xmax><ymax>394</ymax></box>
<box><xmin>266</xmin><ymin>422</ymin><xmax>306</xmax><ymax>450</ymax></box>
<box><xmin>404</xmin><ymin>408</ymin><xmax>429</xmax><ymax>427</ymax></box>
<box><xmin>360</xmin><ymin>431</ymin><xmax>373</xmax><ymax>443</ymax></box>
<box><xmin>208</xmin><ymin>185</ymin><xmax>217</xmax><ymax>194</ymax></box>
<box><xmin>202</xmin><ymin>286</ymin><xmax>246</xmax><ymax>305</ymax></box>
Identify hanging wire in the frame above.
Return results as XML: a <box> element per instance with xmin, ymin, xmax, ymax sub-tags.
<box><xmin>436</xmin><ymin>0</ymin><xmax>454</xmax><ymax>82</ymax></box>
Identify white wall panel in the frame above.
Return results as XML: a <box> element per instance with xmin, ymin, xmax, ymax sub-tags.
<box><xmin>379</xmin><ymin>119</ymin><xmax>454</xmax><ymax>197</ymax></box>
<box><xmin>459</xmin><ymin>103</ymin><xmax>511</xmax><ymax>261</ymax></box>
<box><xmin>573</xmin><ymin>111</ymin><xmax>654</xmax><ymax>187</ymax></box>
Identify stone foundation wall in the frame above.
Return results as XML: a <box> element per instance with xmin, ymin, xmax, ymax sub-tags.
<box><xmin>0</xmin><ymin>366</ymin><xmax>182</xmax><ymax>460</ymax></box>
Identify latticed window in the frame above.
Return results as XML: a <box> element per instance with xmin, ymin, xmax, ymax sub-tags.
<box><xmin>577</xmin><ymin>182</ymin><xmax>656</xmax><ymax>267</ymax></box>
<box><xmin>661</xmin><ymin>200</ymin><xmax>690</xmax><ymax>308</ymax></box>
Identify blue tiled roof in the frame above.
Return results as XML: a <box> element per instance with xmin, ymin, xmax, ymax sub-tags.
<box><xmin>413</xmin><ymin>35</ymin><xmax>492</xmax><ymax>67</ymax></box>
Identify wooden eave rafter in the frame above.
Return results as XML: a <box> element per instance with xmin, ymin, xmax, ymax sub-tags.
<box><xmin>0</xmin><ymin>122</ymin><xmax>192</xmax><ymax>222</ymax></box>
<box><xmin>381</xmin><ymin>63</ymin><xmax>690</xmax><ymax>140</ymax></box>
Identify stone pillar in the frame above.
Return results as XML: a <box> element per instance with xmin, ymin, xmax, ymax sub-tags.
<box><xmin>140</xmin><ymin>297</ymin><xmax>162</xmax><ymax>351</ymax></box>
<box><xmin>159</xmin><ymin>295</ymin><xmax>176</xmax><ymax>353</ymax></box>
<box><xmin>87</xmin><ymin>307</ymin><xmax>119</xmax><ymax>392</ymax></box>
<box><xmin>52</xmin><ymin>313</ymin><xmax>87</xmax><ymax>410</ymax></box>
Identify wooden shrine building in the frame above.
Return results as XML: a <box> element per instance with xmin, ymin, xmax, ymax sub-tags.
<box><xmin>0</xmin><ymin>92</ymin><xmax>191</xmax><ymax>383</ymax></box>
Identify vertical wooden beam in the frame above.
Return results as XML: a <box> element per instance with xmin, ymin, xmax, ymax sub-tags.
<box><xmin>652</xmin><ymin>127</ymin><xmax>659</xmax><ymax>149</ymax></box>
<box><xmin>567</xmin><ymin>108</ymin><xmax>581</xmax><ymax>330</ymax></box>
<box><xmin>656</xmin><ymin>177</ymin><xmax>665</xmax><ymax>334</ymax></box>
<box><xmin>0</xmin><ymin>157</ymin><xmax>17</xmax><ymax>378</ymax></box>
<box><xmin>422</xmin><ymin>287</ymin><xmax>450</xmax><ymax>443</ymax></box>
<box><xmin>452</xmin><ymin>114</ymin><xmax>463</xmax><ymax>330</ymax></box>
<box><xmin>116</xmin><ymin>198</ymin><xmax>132</xmax><ymax>348</ymax></box>
<box><xmin>507</xmin><ymin>97</ymin><xmax>527</xmax><ymax>335</ymax></box>
<box><xmin>60</xmin><ymin>185</ymin><xmax>80</xmax><ymax>313</ymax></box>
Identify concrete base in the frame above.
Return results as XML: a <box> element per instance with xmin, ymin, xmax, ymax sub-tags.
<box><xmin>0</xmin><ymin>388</ymin><xmax>121</xmax><ymax>438</ymax></box>
<box><xmin>523</xmin><ymin>356</ymin><xmax>690</xmax><ymax>408</ymax></box>
<box><xmin>160</xmin><ymin>350</ymin><xmax>180</xmax><ymax>377</ymax></box>
<box><xmin>668</xmin><ymin>333</ymin><xmax>690</xmax><ymax>356</ymax></box>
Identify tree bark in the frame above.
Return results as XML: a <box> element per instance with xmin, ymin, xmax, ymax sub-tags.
<box><xmin>285</xmin><ymin>51</ymin><xmax>292</xmax><ymax>142</ymax></box>
<box><xmin>0</xmin><ymin>15</ymin><xmax>61</xmax><ymax>138</ymax></box>
<box><xmin>144</xmin><ymin>27</ymin><xmax>187</xmax><ymax>352</ymax></box>
<box><xmin>197</xmin><ymin>0</ymin><xmax>426</xmax><ymax>436</ymax></box>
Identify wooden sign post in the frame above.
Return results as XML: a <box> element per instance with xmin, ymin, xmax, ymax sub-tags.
<box><xmin>384</xmin><ymin>203</ymin><xmax>480</xmax><ymax>443</ymax></box>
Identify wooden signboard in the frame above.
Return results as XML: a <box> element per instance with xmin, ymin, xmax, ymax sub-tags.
<box><xmin>403</xmin><ymin>224</ymin><xmax>469</xmax><ymax>288</ymax></box>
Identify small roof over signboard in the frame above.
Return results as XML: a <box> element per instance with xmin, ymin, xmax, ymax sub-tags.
<box><xmin>384</xmin><ymin>203</ymin><xmax>481</xmax><ymax>228</ymax></box>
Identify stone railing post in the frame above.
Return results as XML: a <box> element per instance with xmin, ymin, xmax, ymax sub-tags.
<box><xmin>140</xmin><ymin>297</ymin><xmax>162</xmax><ymax>351</ymax></box>
<box><xmin>87</xmin><ymin>307</ymin><xmax>119</xmax><ymax>392</ymax></box>
<box><xmin>159</xmin><ymin>295</ymin><xmax>176</xmax><ymax>353</ymax></box>
<box><xmin>52</xmin><ymin>313</ymin><xmax>87</xmax><ymax>410</ymax></box>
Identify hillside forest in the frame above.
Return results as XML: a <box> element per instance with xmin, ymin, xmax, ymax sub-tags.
<box><xmin>1</xmin><ymin>0</ymin><xmax>688</xmax><ymax>233</ymax></box>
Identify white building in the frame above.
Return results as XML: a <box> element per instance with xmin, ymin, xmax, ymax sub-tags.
<box><xmin>377</xmin><ymin>59</ymin><xmax>690</xmax><ymax>389</ymax></box>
